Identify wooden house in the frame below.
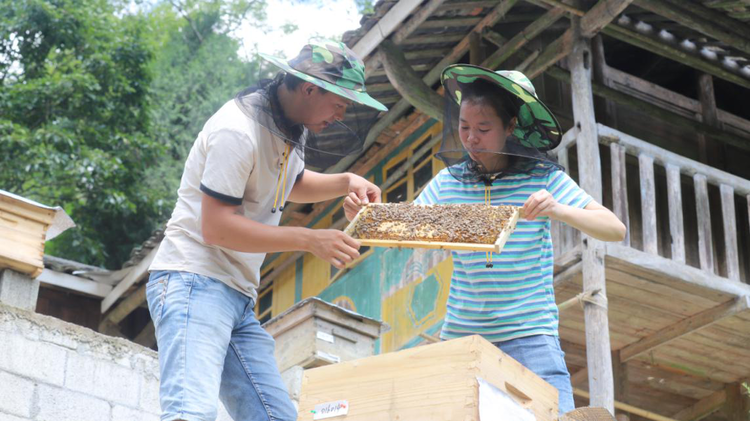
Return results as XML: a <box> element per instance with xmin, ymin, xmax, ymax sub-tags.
<box><xmin>48</xmin><ymin>1</ymin><xmax>750</xmax><ymax>420</ymax></box>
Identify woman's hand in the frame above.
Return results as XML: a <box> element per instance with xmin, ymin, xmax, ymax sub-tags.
<box><xmin>522</xmin><ymin>189</ymin><xmax>560</xmax><ymax>221</ymax></box>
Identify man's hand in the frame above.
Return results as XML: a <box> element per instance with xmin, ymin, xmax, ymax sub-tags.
<box><xmin>308</xmin><ymin>229</ymin><xmax>361</xmax><ymax>268</ymax></box>
<box><xmin>522</xmin><ymin>189</ymin><xmax>561</xmax><ymax>221</ymax></box>
<box><xmin>344</xmin><ymin>174</ymin><xmax>381</xmax><ymax>221</ymax></box>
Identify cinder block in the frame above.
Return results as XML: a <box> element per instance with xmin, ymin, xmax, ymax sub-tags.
<box><xmin>0</xmin><ymin>270</ymin><xmax>39</xmax><ymax>312</ymax></box>
<box><xmin>138</xmin><ymin>376</ymin><xmax>161</xmax><ymax>414</ymax></box>
<box><xmin>65</xmin><ymin>352</ymin><xmax>140</xmax><ymax>407</ymax></box>
<box><xmin>0</xmin><ymin>334</ymin><xmax>65</xmax><ymax>385</ymax></box>
<box><xmin>112</xmin><ymin>405</ymin><xmax>159</xmax><ymax>421</ymax></box>
<box><xmin>0</xmin><ymin>412</ymin><xmax>29</xmax><ymax>421</ymax></box>
<box><xmin>35</xmin><ymin>385</ymin><xmax>111</xmax><ymax>421</ymax></box>
<box><xmin>0</xmin><ymin>371</ymin><xmax>35</xmax><ymax>418</ymax></box>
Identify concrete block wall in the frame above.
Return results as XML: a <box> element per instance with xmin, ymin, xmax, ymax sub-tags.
<box><xmin>0</xmin><ymin>303</ymin><xmax>233</xmax><ymax>421</ymax></box>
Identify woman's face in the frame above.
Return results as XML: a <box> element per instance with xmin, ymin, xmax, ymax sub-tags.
<box><xmin>458</xmin><ymin>100</ymin><xmax>515</xmax><ymax>172</ymax></box>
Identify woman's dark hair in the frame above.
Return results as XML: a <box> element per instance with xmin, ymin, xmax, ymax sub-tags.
<box><xmin>459</xmin><ymin>79</ymin><xmax>520</xmax><ymax>127</ymax></box>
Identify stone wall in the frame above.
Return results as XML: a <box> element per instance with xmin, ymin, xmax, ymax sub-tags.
<box><xmin>0</xmin><ymin>303</ymin><xmax>233</xmax><ymax>421</ymax></box>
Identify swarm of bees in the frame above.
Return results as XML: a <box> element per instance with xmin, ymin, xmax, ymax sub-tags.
<box><xmin>353</xmin><ymin>203</ymin><xmax>517</xmax><ymax>244</ymax></box>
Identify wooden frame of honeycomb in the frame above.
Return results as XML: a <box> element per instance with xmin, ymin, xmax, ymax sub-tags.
<box><xmin>343</xmin><ymin>203</ymin><xmax>521</xmax><ymax>253</ymax></box>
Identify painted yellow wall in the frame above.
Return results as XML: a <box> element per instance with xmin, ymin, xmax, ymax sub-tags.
<box><xmin>273</xmin><ymin>263</ymin><xmax>296</xmax><ymax>316</ymax></box>
<box><xmin>302</xmin><ymin>214</ymin><xmax>333</xmax><ymax>299</ymax></box>
<box><xmin>380</xmin><ymin>255</ymin><xmax>453</xmax><ymax>352</ymax></box>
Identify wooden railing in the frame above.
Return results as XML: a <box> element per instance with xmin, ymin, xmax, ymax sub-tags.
<box><xmin>552</xmin><ymin>124</ymin><xmax>750</xmax><ymax>284</ymax></box>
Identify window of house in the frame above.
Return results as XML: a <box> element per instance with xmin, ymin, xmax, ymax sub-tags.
<box><xmin>257</xmin><ymin>287</ymin><xmax>273</xmax><ymax>324</ymax></box>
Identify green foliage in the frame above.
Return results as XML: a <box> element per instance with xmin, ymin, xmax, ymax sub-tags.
<box><xmin>0</xmin><ymin>0</ymin><xmax>268</xmax><ymax>268</ymax></box>
<box><xmin>1</xmin><ymin>0</ymin><xmax>162</xmax><ymax>267</ymax></box>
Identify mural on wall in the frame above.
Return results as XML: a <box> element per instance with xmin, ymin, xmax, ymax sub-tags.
<box><xmin>379</xmin><ymin>247</ymin><xmax>452</xmax><ymax>352</ymax></box>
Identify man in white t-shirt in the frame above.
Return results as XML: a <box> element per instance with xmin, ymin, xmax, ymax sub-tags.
<box><xmin>145</xmin><ymin>40</ymin><xmax>387</xmax><ymax>421</ymax></box>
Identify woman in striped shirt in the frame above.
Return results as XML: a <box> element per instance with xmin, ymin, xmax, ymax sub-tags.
<box><xmin>345</xmin><ymin>64</ymin><xmax>625</xmax><ymax>414</ymax></box>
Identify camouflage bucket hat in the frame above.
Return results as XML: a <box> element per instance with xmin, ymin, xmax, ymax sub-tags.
<box><xmin>259</xmin><ymin>40</ymin><xmax>388</xmax><ymax>112</ymax></box>
<box><xmin>441</xmin><ymin>64</ymin><xmax>562</xmax><ymax>150</ymax></box>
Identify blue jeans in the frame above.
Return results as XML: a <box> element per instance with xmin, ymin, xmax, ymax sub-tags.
<box><xmin>146</xmin><ymin>271</ymin><xmax>297</xmax><ymax>421</ymax></box>
<box><xmin>494</xmin><ymin>335</ymin><xmax>575</xmax><ymax>414</ymax></box>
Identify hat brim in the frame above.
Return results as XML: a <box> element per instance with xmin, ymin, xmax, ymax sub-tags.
<box><xmin>441</xmin><ymin>64</ymin><xmax>562</xmax><ymax>150</ymax></box>
<box><xmin>259</xmin><ymin>53</ymin><xmax>388</xmax><ymax>112</ymax></box>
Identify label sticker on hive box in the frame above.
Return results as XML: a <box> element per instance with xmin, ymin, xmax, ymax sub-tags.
<box><xmin>312</xmin><ymin>400</ymin><xmax>349</xmax><ymax>420</ymax></box>
<box><xmin>316</xmin><ymin>331</ymin><xmax>335</xmax><ymax>343</ymax></box>
<box><xmin>315</xmin><ymin>350</ymin><xmax>341</xmax><ymax>363</ymax></box>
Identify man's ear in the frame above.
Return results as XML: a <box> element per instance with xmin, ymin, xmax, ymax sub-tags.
<box><xmin>301</xmin><ymin>82</ymin><xmax>316</xmax><ymax>97</ymax></box>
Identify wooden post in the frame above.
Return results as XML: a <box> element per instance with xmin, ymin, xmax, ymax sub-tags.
<box><xmin>639</xmin><ymin>154</ymin><xmax>658</xmax><ymax>255</ymax></box>
<box><xmin>694</xmin><ymin>174</ymin><xmax>715</xmax><ymax>274</ymax></box>
<box><xmin>613</xmin><ymin>350</ymin><xmax>630</xmax><ymax>421</ymax></box>
<box><xmin>724</xmin><ymin>382</ymin><xmax>750</xmax><ymax>421</ymax></box>
<box><xmin>610</xmin><ymin>143</ymin><xmax>630</xmax><ymax>247</ymax></box>
<box><xmin>569</xmin><ymin>21</ymin><xmax>615</xmax><ymax>413</ymax></box>
<box><xmin>592</xmin><ymin>35</ymin><xmax>618</xmax><ymax>128</ymax></box>
<box><xmin>469</xmin><ymin>31</ymin><xmax>484</xmax><ymax>65</ymax></box>
<box><xmin>558</xmin><ymin>146</ymin><xmax>571</xmax><ymax>251</ymax></box>
<box><xmin>697</xmin><ymin>74</ymin><xmax>724</xmax><ymax>169</ymax></box>
<box><xmin>720</xmin><ymin>184</ymin><xmax>740</xmax><ymax>281</ymax></box>
<box><xmin>666</xmin><ymin>164</ymin><xmax>686</xmax><ymax>264</ymax></box>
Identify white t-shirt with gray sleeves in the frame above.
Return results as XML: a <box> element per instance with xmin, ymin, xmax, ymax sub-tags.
<box><xmin>150</xmin><ymin>95</ymin><xmax>305</xmax><ymax>302</ymax></box>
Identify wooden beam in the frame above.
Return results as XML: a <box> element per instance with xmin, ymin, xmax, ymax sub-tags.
<box><xmin>672</xmin><ymin>389</ymin><xmax>726</xmax><ymax>421</ymax></box>
<box><xmin>723</xmin><ymin>382</ymin><xmax>750</xmax><ymax>421</ymax></box>
<box><xmin>592</xmin><ymin>35</ymin><xmax>618</xmax><ymax>128</ymax></box>
<box><xmin>525</xmin><ymin>0</ymin><xmax>635</xmax><ymax>78</ymax></box>
<box><xmin>601</xmin><ymin>24</ymin><xmax>750</xmax><ymax>91</ymax></box>
<box><xmin>569</xmin><ymin>19</ymin><xmax>614</xmax><ymax>413</ymax></box>
<box><xmin>133</xmin><ymin>321</ymin><xmax>156</xmax><ymax>348</ymax></box>
<box><xmin>618</xmin><ymin>296</ymin><xmax>750</xmax><ymax>362</ymax></box>
<box><xmin>481</xmin><ymin>7</ymin><xmax>566</xmax><ymax>69</ymax></box>
<box><xmin>362</xmin><ymin>0</ymin><xmax>445</xmax><ymax>78</ymax></box>
<box><xmin>605</xmin><ymin>243</ymin><xmax>750</xmax><ymax>299</ymax></box>
<box><xmin>351</xmin><ymin>0</ymin><xmax>423</xmax><ymax>59</ymax></box>
<box><xmin>571</xmin><ymin>367</ymin><xmax>589</xmax><ymax>386</ymax></box>
<box><xmin>530</xmin><ymin>0</ymin><xmax>750</xmax><ymax>90</ymax></box>
<box><xmin>326</xmin><ymin>0</ymin><xmax>520</xmax><ymax>176</ymax></box>
<box><xmin>697</xmin><ymin>74</ymin><xmax>723</xmax><ymax>167</ymax></box>
<box><xmin>101</xmin><ymin>246</ymin><xmax>156</xmax><ymax>313</ymax></box>
<box><xmin>633</xmin><ymin>0</ymin><xmax>750</xmax><ymax>57</ymax></box>
<box><xmin>661</xmin><ymin>0</ymin><xmax>750</xmax><ymax>42</ymax></box>
<box><xmin>574</xmin><ymin>388</ymin><xmax>678</xmax><ymax>421</ymax></box>
<box><xmin>545</xmin><ymin>65</ymin><xmax>750</xmax><ymax>154</ymax></box>
<box><xmin>99</xmin><ymin>283</ymin><xmax>146</xmax><ymax>332</ymax></box>
<box><xmin>37</xmin><ymin>269</ymin><xmax>113</xmax><ymax>298</ymax></box>
<box><xmin>379</xmin><ymin>40</ymin><xmax>443</xmax><ymax>122</ymax></box>
<box><xmin>469</xmin><ymin>31</ymin><xmax>483</xmax><ymax>65</ymax></box>
<box><xmin>535</xmin><ymin>0</ymin><xmax>585</xmax><ymax>17</ymax></box>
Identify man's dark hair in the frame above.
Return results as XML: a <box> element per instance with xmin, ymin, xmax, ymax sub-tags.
<box><xmin>281</xmin><ymin>72</ymin><xmax>327</xmax><ymax>94</ymax></box>
<box><xmin>459</xmin><ymin>79</ymin><xmax>520</xmax><ymax>127</ymax></box>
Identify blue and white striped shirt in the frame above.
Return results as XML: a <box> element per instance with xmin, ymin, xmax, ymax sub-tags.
<box><xmin>414</xmin><ymin>166</ymin><xmax>593</xmax><ymax>342</ymax></box>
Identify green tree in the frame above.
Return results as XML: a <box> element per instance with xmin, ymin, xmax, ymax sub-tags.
<box><xmin>0</xmin><ymin>0</ymin><xmax>162</xmax><ymax>267</ymax></box>
<box><xmin>141</xmin><ymin>0</ymin><xmax>268</xmax><ymax>222</ymax></box>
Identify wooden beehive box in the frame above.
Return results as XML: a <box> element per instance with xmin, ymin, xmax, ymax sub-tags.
<box><xmin>298</xmin><ymin>335</ymin><xmax>559</xmax><ymax>421</ymax></box>
<box><xmin>0</xmin><ymin>192</ymin><xmax>58</xmax><ymax>278</ymax></box>
<box><xmin>263</xmin><ymin>297</ymin><xmax>387</xmax><ymax>373</ymax></box>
